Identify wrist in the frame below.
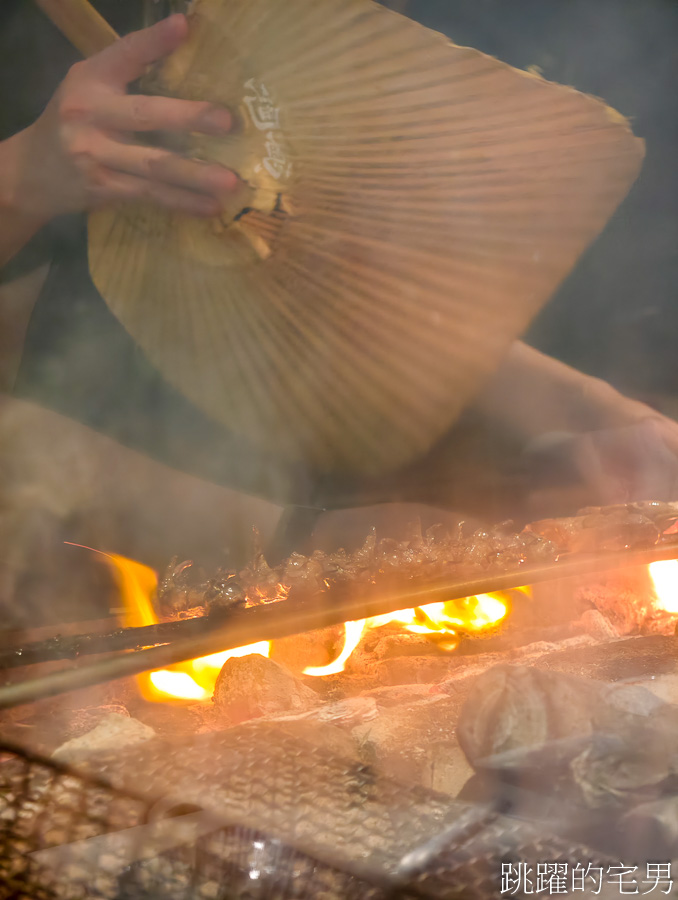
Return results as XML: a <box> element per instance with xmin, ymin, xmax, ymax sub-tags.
<box><xmin>0</xmin><ymin>127</ymin><xmax>57</xmax><ymax>267</ymax></box>
<box><xmin>0</xmin><ymin>126</ymin><xmax>55</xmax><ymax>228</ymax></box>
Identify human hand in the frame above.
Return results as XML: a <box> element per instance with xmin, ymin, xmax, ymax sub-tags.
<box><xmin>13</xmin><ymin>14</ymin><xmax>236</xmax><ymax>223</ymax></box>
<box><xmin>356</xmin><ymin>343</ymin><xmax>678</xmax><ymax>525</ymax></box>
<box><xmin>459</xmin><ymin>342</ymin><xmax>678</xmax><ymax>519</ymax></box>
<box><xmin>522</xmin><ymin>416</ymin><xmax>678</xmax><ymax>517</ymax></box>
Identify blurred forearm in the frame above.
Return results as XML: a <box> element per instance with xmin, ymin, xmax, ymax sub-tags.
<box><xmin>348</xmin><ymin>341</ymin><xmax>678</xmax><ymax>524</ymax></box>
<box><xmin>474</xmin><ymin>341</ymin><xmax>668</xmax><ymax>442</ymax></box>
<box><xmin>472</xmin><ymin>341</ymin><xmax>678</xmax><ymax>514</ymax></box>
<box><xmin>0</xmin><ymin>129</ymin><xmax>50</xmax><ymax>268</ymax></box>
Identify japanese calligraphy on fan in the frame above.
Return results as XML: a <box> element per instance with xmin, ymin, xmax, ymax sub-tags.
<box><xmin>243</xmin><ymin>78</ymin><xmax>292</xmax><ymax>181</ymax></box>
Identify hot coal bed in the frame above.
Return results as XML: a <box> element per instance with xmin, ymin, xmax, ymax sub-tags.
<box><xmin>3</xmin><ymin>502</ymin><xmax>678</xmax><ymax>899</ymax></box>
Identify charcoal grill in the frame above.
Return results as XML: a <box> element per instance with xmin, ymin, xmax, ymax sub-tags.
<box><xmin>1</xmin><ymin>517</ymin><xmax>674</xmax><ymax>898</ymax></box>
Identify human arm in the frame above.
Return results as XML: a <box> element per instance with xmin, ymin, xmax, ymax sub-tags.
<box><xmin>341</xmin><ymin>342</ymin><xmax>678</xmax><ymax>524</ymax></box>
<box><xmin>436</xmin><ymin>342</ymin><xmax>678</xmax><ymax>519</ymax></box>
<box><xmin>0</xmin><ymin>131</ymin><xmax>51</xmax><ymax>268</ymax></box>
<box><xmin>473</xmin><ymin>341</ymin><xmax>678</xmax><ymax>513</ymax></box>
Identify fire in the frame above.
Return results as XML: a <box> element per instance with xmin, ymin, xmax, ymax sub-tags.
<box><xmin>149</xmin><ymin>670</ymin><xmax>209</xmax><ymax>701</ymax></box>
<box><xmin>94</xmin><ymin>551</ymin><xmax>269</xmax><ymax>703</ymax></box>
<box><xmin>99</xmin><ymin>552</ymin><xmax>511</xmax><ymax>702</ymax></box>
<box><xmin>649</xmin><ymin>559</ymin><xmax>678</xmax><ymax>614</ymax></box>
<box><xmin>303</xmin><ymin>620</ymin><xmax>367</xmax><ymax>677</ymax></box>
<box><xmin>303</xmin><ymin>591</ymin><xmax>510</xmax><ymax>677</ymax></box>
<box><xmin>107</xmin><ymin>552</ymin><xmax>158</xmax><ymax>628</ymax></box>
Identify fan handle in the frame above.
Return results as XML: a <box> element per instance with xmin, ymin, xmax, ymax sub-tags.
<box><xmin>34</xmin><ymin>0</ymin><xmax>118</xmax><ymax>57</ymax></box>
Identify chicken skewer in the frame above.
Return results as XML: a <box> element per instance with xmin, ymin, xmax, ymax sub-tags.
<box><xmin>2</xmin><ymin>537</ymin><xmax>678</xmax><ymax>709</ymax></box>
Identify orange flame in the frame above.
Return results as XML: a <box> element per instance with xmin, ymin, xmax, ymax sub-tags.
<box><xmin>102</xmin><ymin>552</ymin><xmax>511</xmax><ymax>701</ymax></box>
<box><xmin>303</xmin><ymin>591</ymin><xmax>511</xmax><ymax>677</ymax></box>
<box><xmin>148</xmin><ymin>670</ymin><xmax>209</xmax><ymax>701</ymax></box>
<box><xmin>303</xmin><ymin>620</ymin><xmax>367</xmax><ymax>677</ymax></box>
<box><xmin>649</xmin><ymin>560</ymin><xmax>678</xmax><ymax>614</ymax></box>
<box><xmin>97</xmin><ymin>549</ymin><xmax>678</xmax><ymax>701</ymax></box>
<box><xmin>96</xmin><ymin>552</ymin><xmax>270</xmax><ymax>703</ymax></box>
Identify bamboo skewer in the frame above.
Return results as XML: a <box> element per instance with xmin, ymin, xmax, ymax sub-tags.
<box><xmin>0</xmin><ymin>616</ymin><xmax>219</xmax><ymax>671</ymax></box>
<box><xmin>34</xmin><ymin>0</ymin><xmax>118</xmax><ymax>57</ymax></box>
<box><xmin>1</xmin><ymin>540</ymin><xmax>677</xmax><ymax>710</ymax></box>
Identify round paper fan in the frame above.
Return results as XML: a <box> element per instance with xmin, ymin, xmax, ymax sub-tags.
<box><xmin>88</xmin><ymin>0</ymin><xmax>644</xmax><ymax>477</ymax></box>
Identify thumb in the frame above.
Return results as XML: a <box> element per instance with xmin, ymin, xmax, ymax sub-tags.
<box><xmin>89</xmin><ymin>14</ymin><xmax>188</xmax><ymax>86</ymax></box>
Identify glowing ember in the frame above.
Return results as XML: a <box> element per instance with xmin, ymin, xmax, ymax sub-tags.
<box><xmin>149</xmin><ymin>670</ymin><xmax>209</xmax><ymax>701</ymax></box>
<box><xmin>188</xmin><ymin>642</ymin><xmax>271</xmax><ymax>698</ymax></box>
<box><xmin>649</xmin><ymin>560</ymin><xmax>678</xmax><ymax>614</ymax></box>
<box><xmin>100</xmin><ymin>551</ymin><xmax>511</xmax><ymax>702</ymax></box>
<box><xmin>191</xmin><ymin>642</ymin><xmax>271</xmax><ymax>674</ymax></box>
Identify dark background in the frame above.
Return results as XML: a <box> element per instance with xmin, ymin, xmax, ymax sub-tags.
<box><xmin>401</xmin><ymin>0</ymin><xmax>678</xmax><ymax>409</ymax></box>
<box><xmin>1</xmin><ymin>0</ymin><xmax>677</xmax><ymax>404</ymax></box>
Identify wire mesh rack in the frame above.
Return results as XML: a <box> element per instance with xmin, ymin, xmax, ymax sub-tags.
<box><xmin>0</xmin><ymin>736</ymin><xmax>614</xmax><ymax>900</ymax></box>
<box><xmin>0</xmin><ymin>741</ymin><xmax>395</xmax><ymax>900</ymax></box>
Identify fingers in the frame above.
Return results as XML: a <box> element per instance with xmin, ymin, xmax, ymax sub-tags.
<box><xmin>90</xmin><ymin>167</ymin><xmax>221</xmax><ymax>217</ymax></box>
<box><xmin>572</xmin><ymin>422</ymin><xmax>678</xmax><ymax>505</ymax></box>
<box><xmin>571</xmin><ymin>433</ymin><xmax>623</xmax><ymax>505</ymax></box>
<box><xmin>44</xmin><ymin>14</ymin><xmax>237</xmax><ymax>220</ymax></box>
<box><xmin>618</xmin><ymin>420</ymin><xmax>678</xmax><ymax>501</ymax></box>
<box><xmin>93</xmin><ymin>93</ymin><xmax>232</xmax><ymax>135</ymax></box>
<box><xmin>93</xmin><ymin>137</ymin><xmax>237</xmax><ymax>195</ymax></box>
<box><xmin>90</xmin><ymin>14</ymin><xmax>188</xmax><ymax>86</ymax></box>
<box><xmin>646</xmin><ymin>415</ymin><xmax>678</xmax><ymax>459</ymax></box>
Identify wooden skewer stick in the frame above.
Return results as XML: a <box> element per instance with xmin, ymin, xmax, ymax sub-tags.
<box><xmin>34</xmin><ymin>0</ymin><xmax>118</xmax><ymax>57</ymax></box>
<box><xmin>0</xmin><ymin>615</ymin><xmax>221</xmax><ymax>671</ymax></box>
<box><xmin>1</xmin><ymin>540</ymin><xmax>677</xmax><ymax>710</ymax></box>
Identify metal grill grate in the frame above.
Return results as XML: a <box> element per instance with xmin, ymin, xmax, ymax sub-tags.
<box><xmin>0</xmin><ymin>742</ymin><xmax>396</xmax><ymax>900</ymax></box>
<box><xmin>0</xmin><ymin>738</ymin><xmax>612</xmax><ymax>900</ymax></box>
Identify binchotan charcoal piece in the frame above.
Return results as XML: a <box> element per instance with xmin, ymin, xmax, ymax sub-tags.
<box><xmin>576</xmin><ymin>568</ymin><xmax>674</xmax><ymax>638</ymax></box>
<box><xmin>537</xmin><ymin>634</ymin><xmax>678</xmax><ymax>683</ymax></box>
<box><xmin>52</xmin><ymin>714</ymin><xmax>156</xmax><ymax>764</ymax></box>
<box><xmin>457</xmin><ymin>664</ymin><xmax>678</xmax><ymax>809</ymax></box>
<box><xmin>278</xmin><ymin>695</ymin><xmax>379</xmax><ymax>730</ymax></box>
<box><xmin>212</xmin><ymin>654</ymin><xmax>321</xmax><ymax>724</ymax></box>
<box><xmin>352</xmin><ymin>694</ymin><xmax>473</xmax><ymax>795</ymax></box>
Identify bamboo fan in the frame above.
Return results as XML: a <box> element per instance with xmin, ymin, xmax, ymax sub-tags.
<box><xmin>85</xmin><ymin>0</ymin><xmax>644</xmax><ymax>476</ymax></box>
